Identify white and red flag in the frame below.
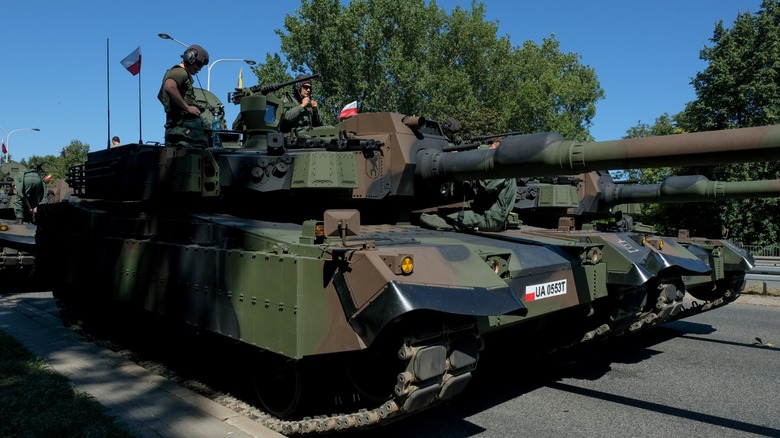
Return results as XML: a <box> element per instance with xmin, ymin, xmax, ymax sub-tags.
<box><xmin>339</xmin><ymin>101</ymin><xmax>358</xmax><ymax>120</ymax></box>
<box><xmin>120</xmin><ymin>46</ymin><xmax>142</xmax><ymax>76</ymax></box>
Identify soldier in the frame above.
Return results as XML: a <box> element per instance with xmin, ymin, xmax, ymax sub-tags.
<box><xmin>111</xmin><ymin>136</ymin><xmax>120</xmax><ymax>147</ymax></box>
<box><xmin>281</xmin><ymin>74</ymin><xmax>323</xmax><ymax>132</ymax></box>
<box><xmin>421</xmin><ymin>137</ymin><xmax>517</xmax><ymax>232</ymax></box>
<box><xmin>13</xmin><ymin>165</ymin><xmax>45</xmax><ymax>224</ymax></box>
<box><xmin>158</xmin><ymin>44</ymin><xmax>210</xmax><ymax>148</ymax></box>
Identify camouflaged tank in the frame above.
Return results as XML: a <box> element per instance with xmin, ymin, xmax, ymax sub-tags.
<box><xmin>0</xmin><ymin>162</ymin><xmax>38</xmax><ymax>278</ymax></box>
<box><xmin>570</xmin><ymin>171</ymin><xmax>778</xmax><ymax>303</ymax></box>
<box><xmin>34</xmin><ymin>76</ymin><xmax>780</xmax><ymax>435</ymax></box>
<box><xmin>510</xmin><ymin>170</ymin><xmax>780</xmax><ymax>331</ymax></box>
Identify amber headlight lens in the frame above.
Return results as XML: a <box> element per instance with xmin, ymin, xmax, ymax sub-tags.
<box><xmin>400</xmin><ymin>256</ymin><xmax>414</xmax><ymax>274</ymax></box>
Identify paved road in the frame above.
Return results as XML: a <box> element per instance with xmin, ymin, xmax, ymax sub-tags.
<box><xmin>348</xmin><ymin>295</ymin><xmax>780</xmax><ymax>438</ymax></box>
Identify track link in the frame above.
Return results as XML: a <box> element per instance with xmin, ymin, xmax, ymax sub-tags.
<box><xmin>260</xmin><ymin>321</ymin><xmax>481</xmax><ymax>435</ymax></box>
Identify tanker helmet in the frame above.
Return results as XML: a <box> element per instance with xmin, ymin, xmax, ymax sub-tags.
<box><xmin>182</xmin><ymin>45</ymin><xmax>210</xmax><ymax>67</ymax></box>
<box><xmin>293</xmin><ymin>74</ymin><xmax>312</xmax><ymax>100</ymax></box>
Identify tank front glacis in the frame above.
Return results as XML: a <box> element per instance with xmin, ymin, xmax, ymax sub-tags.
<box><xmin>37</xmin><ymin>79</ymin><xmax>780</xmax><ymax>433</ymax></box>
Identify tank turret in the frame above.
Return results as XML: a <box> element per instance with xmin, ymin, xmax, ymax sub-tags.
<box><xmin>35</xmin><ymin>82</ymin><xmax>780</xmax><ymax>434</ymax></box>
<box><xmin>66</xmin><ymin>114</ymin><xmax>780</xmax><ymax>222</ymax></box>
<box><xmin>513</xmin><ymin>171</ymin><xmax>780</xmax><ymax>227</ymax></box>
<box><xmin>574</xmin><ymin>171</ymin><xmax>780</xmax><ymax>218</ymax></box>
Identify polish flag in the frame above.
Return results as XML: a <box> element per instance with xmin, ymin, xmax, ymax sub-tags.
<box><xmin>1</xmin><ymin>142</ymin><xmax>5</xmax><ymax>154</ymax></box>
<box><xmin>120</xmin><ymin>46</ymin><xmax>142</xmax><ymax>76</ymax></box>
<box><xmin>44</xmin><ymin>174</ymin><xmax>53</xmax><ymax>182</ymax></box>
<box><xmin>339</xmin><ymin>101</ymin><xmax>358</xmax><ymax>120</ymax></box>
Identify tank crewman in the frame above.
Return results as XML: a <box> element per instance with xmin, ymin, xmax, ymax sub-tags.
<box><xmin>12</xmin><ymin>166</ymin><xmax>45</xmax><ymax>224</ymax></box>
<box><xmin>158</xmin><ymin>44</ymin><xmax>210</xmax><ymax>148</ymax></box>
<box><xmin>421</xmin><ymin>137</ymin><xmax>517</xmax><ymax>232</ymax></box>
<box><xmin>281</xmin><ymin>74</ymin><xmax>323</xmax><ymax>133</ymax></box>
<box><xmin>443</xmin><ymin>117</ymin><xmax>463</xmax><ymax>145</ymax></box>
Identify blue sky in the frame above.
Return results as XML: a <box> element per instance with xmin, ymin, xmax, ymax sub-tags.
<box><xmin>0</xmin><ymin>0</ymin><xmax>765</xmax><ymax>162</ymax></box>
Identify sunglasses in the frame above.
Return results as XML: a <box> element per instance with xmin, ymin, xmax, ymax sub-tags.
<box><xmin>302</xmin><ymin>85</ymin><xmax>312</xmax><ymax>90</ymax></box>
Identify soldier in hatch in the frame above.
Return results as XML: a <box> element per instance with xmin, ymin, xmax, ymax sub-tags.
<box><xmin>281</xmin><ymin>75</ymin><xmax>323</xmax><ymax>132</ymax></box>
<box><xmin>421</xmin><ymin>137</ymin><xmax>517</xmax><ymax>232</ymax></box>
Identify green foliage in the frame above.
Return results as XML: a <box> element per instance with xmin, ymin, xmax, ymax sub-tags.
<box><xmin>615</xmin><ymin>113</ymin><xmax>681</xmax><ymax>182</ymax></box>
<box><xmin>634</xmin><ymin>1</ymin><xmax>780</xmax><ymax>244</ymax></box>
<box><xmin>262</xmin><ymin>0</ymin><xmax>603</xmax><ymax>138</ymax></box>
<box><xmin>253</xmin><ymin>53</ymin><xmax>294</xmax><ymax>85</ymax></box>
<box><xmin>20</xmin><ymin>139</ymin><xmax>89</xmax><ymax>182</ymax></box>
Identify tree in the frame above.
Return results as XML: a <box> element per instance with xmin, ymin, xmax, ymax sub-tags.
<box><xmin>253</xmin><ymin>53</ymin><xmax>294</xmax><ymax>86</ymax></box>
<box><xmin>615</xmin><ymin>113</ymin><xmax>682</xmax><ymax>182</ymax></box>
<box><xmin>637</xmin><ymin>1</ymin><xmax>780</xmax><ymax>244</ymax></box>
<box><xmin>21</xmin><ymin>140</ymin><xmax>89</xmax><ymax>182</ymax></box>
<box><xmin>262</xmin><ymin>0</ymin><xmax>603</xmax><ymax>139</ymax></box>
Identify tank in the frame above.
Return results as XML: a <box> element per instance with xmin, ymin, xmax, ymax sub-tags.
<box><xmin>0</xmin><ymin>163</ymin><xmax>74</xmax><ymax>285</ymax></box>
<box><xmin>514</xmin><ymin>172</ymin><xmax>780</xmax><ymax>227</ymax></box>
<box><xmin>0</xmin><ymin>162</ymin><xmax>37</xmax><ymax>279</ymax></box>
<box><xmin>511</xmin><ymin>170</ymin><xmax>779</xmax><ymax>314</ymax></box>
<box><xmin>34</xmin><ymin>78</ymin><xmax>780</xmax><ymax>434</ymax></box>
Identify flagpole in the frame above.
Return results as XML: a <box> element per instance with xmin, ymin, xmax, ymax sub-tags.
<box><xmin>107</xmin><ymin>38</ymin><xmax>111</xmax><ymax>149</ymax></box>
<box><xmin>138</xmin><ymin>70</ymin><xmax>143</xmax><ymax>144</ymax></box>
<box><xmin>120</xmin><ymin>46</ymin><xmax>143</xmax><ymax>144</ymax></box>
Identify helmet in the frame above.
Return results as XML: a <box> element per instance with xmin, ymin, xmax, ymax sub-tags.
<box><xmin>293</xmin><ymin>74</ymin><xmax>312</xmax><ymax>100</ymax></box>
<box><xmin>182</xmin><ymin>45</ymin><xmax>210</xmax><ymax>66</ymax></box>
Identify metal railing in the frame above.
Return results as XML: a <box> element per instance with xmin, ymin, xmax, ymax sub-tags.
<box><xmin>742</xmin><ymin>244</ymin><xmax>780</xmax><ymax>257</ymax></box>
<box><xmin>753</xmin><ymin>256</ymin><xmax>780</xmax><ymax>267</ymax></box>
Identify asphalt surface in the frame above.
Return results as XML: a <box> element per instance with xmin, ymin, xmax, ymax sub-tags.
<box><xmin>0</xmin><ymin>291</ymin><xmax>283</xmax><ymax>438</ymax></box>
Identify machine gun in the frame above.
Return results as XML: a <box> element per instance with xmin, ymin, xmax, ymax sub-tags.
<box><xmin>465</xmin><ymin>131</ymin><xmax>524</xmax><ymax>144</ymax></box>
<box><xmin>442</xmin><ymin>131</ymin><xmax>526</xmax><ymax>152</ymax></box>
<box><xmin>229</xmin><ymin>73</ymin><xmax>321</xmax><ymax>104</ymax></box>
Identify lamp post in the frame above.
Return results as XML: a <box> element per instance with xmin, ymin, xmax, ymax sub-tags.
<box><xmin>2</xmin><ymin>128</ymin><xmax>40</xmax><ymax>163</ymax></box>
<box><xmin>207</xmin><ymin>59</ymin><xmax>256</xmax><ymax>91</ymax></box>
<box><xmin>159</xmin><ymin>34</ymin><xmax>256</xmax><ymax>92</ymax></box>
<box><xmin>158</xmin><ymin>33</ymin><xmax>189</xmax><ymax>49</ymax></box>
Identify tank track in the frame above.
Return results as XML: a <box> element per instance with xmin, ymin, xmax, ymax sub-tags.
<box><xmin>0</xmin><ymin>247</ymin><xmax>35</xmax><ymax>274</ymax></box>
<box><xmin>258</xmin><ymin>321</ymin><xmax>481</xmax><ymax>435</ymax></box>
<box><xmin>580</xmin><ymin>281</ymin><xmax>740</xmax><ymax>344</ymax></box>
<box><xmin>54</xmin><ymin>290</ymin><xmax>481</xmax><ymax>436</ymax></box>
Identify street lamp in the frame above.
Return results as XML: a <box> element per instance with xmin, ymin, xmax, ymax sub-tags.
<box><xmin>207</xmin><ymin>59</ymin><xmax>256</xmax><ymax>91</ymax></box>
<box><xmin>159</xmin><ymin>34</ymin><xmax>256</xmax><ymax>91</ymax></box>
<box><xmin>2</xmin><ymin>128</ymin><xmax>40</xmax><ymax>163</ymax></box>
<box><xmin>158</xmin><ymin>33</ymin><xmax>189</xmax><ymax>49</ymax></box>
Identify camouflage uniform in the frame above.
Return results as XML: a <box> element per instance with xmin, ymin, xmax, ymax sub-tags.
<box><xmin>13</xmin><ymin>170</ymin><xmax>45</xmax><ymax>223</ymax></box>
<box><xmin>158</xmin><ymin>65</ymin><xmax>209</xmax><ymax>148</ymax></box>
<box><xmin>421</xmin><ymin>131</ymin><xmax>517</xmax><ymax>232</ymax></box>
<box><xmin>447</xmin><ymin>177</ymin><xmax>518</xmax><ymax>232</ymax></box>
<box><xmin>281</xmin><ymin>77</ymin><xmax>323</xmax><ymax>133</ymax></box>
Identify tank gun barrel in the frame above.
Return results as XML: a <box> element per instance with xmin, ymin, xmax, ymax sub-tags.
<box><xmin>417</xmin><ymin>125</ymin><xmax>780</xmax><ymax>180</ymax></box>
<box><xmin>603</xmin><ymin>176</ymin><xmax>780</xmax><ymax>204</ymax></box>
